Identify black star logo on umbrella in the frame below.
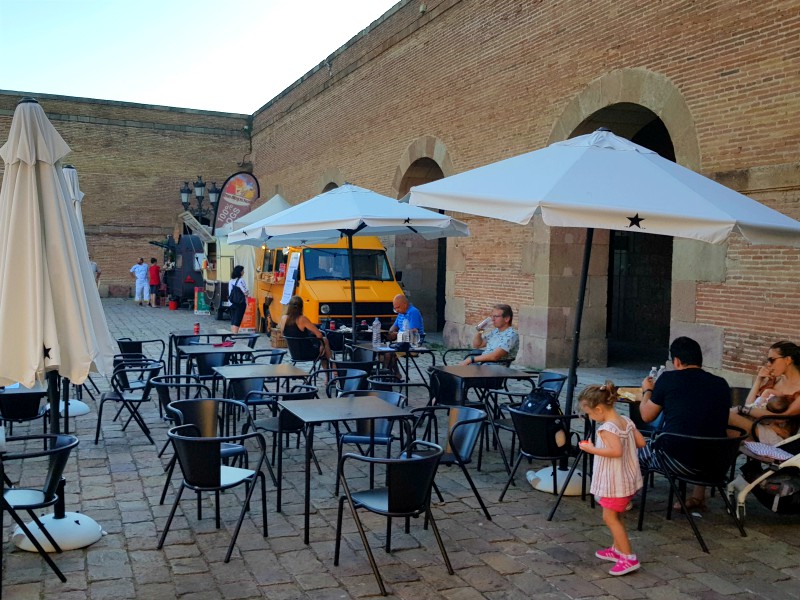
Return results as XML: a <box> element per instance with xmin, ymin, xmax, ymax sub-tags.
<box><xmin>627</xmin><ymin>213</ymin><xmax>645</xmax><ymax>229</ymax></box>
<box><xmin>404</xmin><ymin>218</ymin><xmax>411</xmax><ymax>224</ymax></box>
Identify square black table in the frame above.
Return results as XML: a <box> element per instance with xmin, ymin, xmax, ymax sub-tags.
<box><xmin>278</xmin><ymin>395</ymin><xmax>412</xmax><ymax>544</ymax></box>
<box><xmin>213</xmin><ymin>363</ymin><xmax>309</xmax><ymax>396</ymax></box>
<box><xmin>352</xmin><ymin>342</ymin><xmax>435</xmax><ymax>383</ymax></box>
<box><xmin>176</xmin><ymin>343</ymin><xmax>255</xmax><ymax>375</ymax></box>
<box><xmin>168</xmin><ymin>331</ymin><xmax>234</xmax><ymax>374</ymax></box>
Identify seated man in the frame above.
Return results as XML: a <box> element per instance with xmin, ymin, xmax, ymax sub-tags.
<box><xmin>638</xmin><ymin>336</ymin><xmax>731</xmax><ymax>511</ymax></box>
<box><xmin>384</xmin><ymin>294</ymin><xmax>424</xmax><ymax>377</ymax></box>
<box><xmin>461</xmin><ymin>303</ymin><xmax>519</xmax><ymax>366</ymax></box>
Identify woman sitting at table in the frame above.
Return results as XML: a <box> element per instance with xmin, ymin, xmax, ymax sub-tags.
<box><xmin>728</xmin><ymin>340</ymin><xmax>800</xmax><ymax>444</ymax></box>
<box><xmin>279</xmin><ymin>295</ymin><xmax>331</xmax><ymax>371</ymax></box>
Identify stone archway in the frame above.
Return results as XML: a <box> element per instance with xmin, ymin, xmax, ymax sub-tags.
<box><xmin>392</xmin><ymin>136</ymin><xmax>455</xmax><ymax>331</ymax></box>
<box><xmin>314</xmin><ymin>167</ymin><xmax>345</xmax><ymax>195</ymax></box>
<box><xmin>537</xmin><ymin>68</ymin><xmax>701</xmax><ymax>368</ymax></box>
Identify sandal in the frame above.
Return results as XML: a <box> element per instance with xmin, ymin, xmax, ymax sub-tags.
<box><xmin>673</xmin><ymin>497</ymin><xmax>706</xmax><ymax>513</ymax></box>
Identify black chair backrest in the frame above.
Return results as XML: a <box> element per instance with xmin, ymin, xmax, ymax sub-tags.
<box><xmin>347</xmin><ymin>346</ymin><xmax>377</xmax><ymax>362</ymax></box>
<box><xmin>537</xmin><ymin>371</ymin><xmax>567</xmax><ymax>397</ymax></box>
<box><xmin>430</xmin><ymin>369</ymin><xmax>464</xmax><ymax>406</ymax></box>
<box><xmin>284</xmin><ymin>335</ymin><xmax>322</xmax><ymax>362</ymax></box>
<box><xmin>168</xmin><ymin>398</ymin><xmax>248</xmax><ymax>438</ymax></box>
<box><xmin>332</xmin><ymin>359</ymin><xmax>377</xmax><ymax>376</ymax></box>
<box><xmin>387</xmin><ymin>440</ymin><xmax>443</xmax><ymax>513</ymax></box>
<box><xmin>252</xmin><ymin>385</ymin><xmax>319</xmax><ymax>431</ymax></box>
<box><xmin>653</xmin><ymin>428</ymin><xmax>747</xmax><ymax>484</ymax></box>
<box><xmin>230</xmin><ymin>333</ymin><xmax>259</xmax><ymax>348</ymax></box>
<box><xmin>0</xmin><ymin>392</ymin><xmax>44</xmax><ymax>421</ymax></box>
<box><xmin>169</xmin><ymin>425</ymin><xmax>224</xmax><ymax>488</ymax></box>
<box><xmin>510</xmin><ymin>408</ymin><xmax>579</xmax><ymax>460</ymax></box>
<box><xmin>324</xmin><ymin>330</ymin><xmax>346</xmax><ymax>355</ymax></box>
<box><xmin>729</xmin><ymin>386</ymin><xmax>750</xmax><ymax>408</ymax></box>
<box><xmin>111</xmin><ymin>360</ymin><xmax>163</xmax><ymax>397</ymax></box>
<box><xmin>332</xmin><ymin>369</ymin><xmax>369</xmax><ymax>395</ymax></box>
<box><xmin>4</xmin><ymin>434</ymin><xmax>79</xmax><ymax>502</ymax></box>
<box><xmin>229</xmin><ymin>377</ymin><xmax>266</xmax><ymax>400</ymax></box>
<box><xmin>117</xmin><ymin>337</ymin><xmax>166</xmax><ymax>361</ymax></box>
<box><xmin>447</xmin><ymin>406</ymin><xmax>486</xmax><ymax>459</ymax></box>
<box><xmin>194</xmin><ymin>352</ymin><xmax>232</xmax><ymax>376</ymax></box>
<box><xmin>151</xmin><ymin>375</ymin><xmax>210</xmax><ymax>416</ymax></box>
<box><xmin>251</xmin><ymin>349</ymin><xmax>286</xmax><ymax>365</ymax></box>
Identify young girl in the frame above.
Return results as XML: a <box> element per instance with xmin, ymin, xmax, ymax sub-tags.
<box><xmin>579</xmin><ymin>381</ymin><xmax>646</xmax><ymax>576</ymax></box>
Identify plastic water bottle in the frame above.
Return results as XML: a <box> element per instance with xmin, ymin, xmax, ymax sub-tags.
<box><xmin>655</xmin><ymin>365</ymin><xmax>666</xmax><ymax>380</ymax></box>
<box><xmin>648</xmin><ymin>366</ymin><xmax>658</xmax><ymax>380</ymax></box>
<box><xmin>372</xmin><ymin>317</ymin><xmax>381</xmax><ymax>346</ymax></box>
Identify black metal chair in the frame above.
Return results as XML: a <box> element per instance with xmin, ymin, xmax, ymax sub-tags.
<box><xmin>2</xmin><ymin>434</ymin><xmax>80</xmax><ymax>582</ymax></box>
<box><xmin>637</xmin><ymin>427</ymin><xmax>748</xmax><ymax>553</ymax></box>
<box><xmin>229</xmin><ymin>333</ymin><xmax>260</xmax><ymax>349</ymax></box>
<box><xmin>159</xmin><ymin>398</ymin><xmax>260</xmax><ymax>504</ymax></box>
<box><xmin>334</xmin><ymin>440</ymin><xmax>453</xmax><ymax>596</ymax></box>
<box><xmin>157</xmin><ymin>424</ymin><xmax>268</xmax><ymax>563</ymax></box>
<box><xmin>323</xmin><ymin>329</ymin><xmax>347</xmax><ymax>360</ymax></box>
<box><xmin>368</xmin><ymin>374</ymin><xmax>433</xmax><ymax>409</ymax></box>
<box><xmin>117</xmin><ymin>337</ymin><xmax>166</xmax><ymax>363</ymax></box>
<box><xmin>331</xmin><ymin>358</ymin><xmax>380</xmax><ymax>379</ymax></box>
<box><xmin>190</xmin><ymin>351</ymin><xmax>233</xmax><ymax>395</ymax></box>
<box><xmin>317</xmin><ymin>368</ymin><xmax>369</xmax><ymax>398</ymax></box>
<box><xmin>150</xmin><ymin>375</ymin><xmax>211</xmax><ymax>457</ymax></box>
<box><xmin>244</xmin><ymin>386</ymin><xmax>321</xmax><ymax>510</ymax></box>
<box><xmin>498</xmin><ymin>408</ymin><xmax>581</xmax><ymax>501</ymax></box>
<box><xmin>411</xmin><ymin>405</ymin><xmax>491</xmax><ymax>520</ymax></box>
<box><xmin>95</xmin><ymin>359</ymin><xmax>163</xmax><ymax>445</ymax></box>
<box><xmin>335</xmin><ymin>390</ymin><xmax>408</xmax><ymax>494</ymax></box>
<box><xmin>537</xmin><ymin>371</ymin><xmax>568</xmax><ymax>397</ymax></box>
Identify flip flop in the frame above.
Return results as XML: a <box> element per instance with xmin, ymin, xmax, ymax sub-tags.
<box><xmin>673</xmin><ymin>497</ymin><xmax>706</xmax><ymax>513</ymax></box>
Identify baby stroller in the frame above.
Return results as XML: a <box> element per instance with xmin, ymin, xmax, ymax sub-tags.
<box><xmin>728</xmin><ymin>428</ymin><xmax>800</xmax><ymax>522</ymax></box>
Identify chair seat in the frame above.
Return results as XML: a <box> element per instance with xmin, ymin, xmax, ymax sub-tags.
<box><xmin>351</xmin><ymin>488</ymin><xmax>390</xmax><ymax>513</ymax></box>
<box><xmin>495</xmin><ymin>417</ymin><xmax>514</xmax><ymax>432</ymax></box>
<box><xmin>5</xmin><ymin>488</ymin><xmax>47</xmax><ymax>508</ymax></box>
<box><xmin>220</xmin><ymin>465</ymin><xmax>256</xmax><ymax>488</ymax></box>
<box><xmin>100</xmin><ymin>390</ymin><xmax>146</xmax><ymax>403</ymax></box>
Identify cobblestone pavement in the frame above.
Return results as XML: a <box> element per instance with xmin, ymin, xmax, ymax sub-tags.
<box><xmin>3</xmin><ymin>299</ymin><xmax>800</xmax><ymax>599</ymax></box>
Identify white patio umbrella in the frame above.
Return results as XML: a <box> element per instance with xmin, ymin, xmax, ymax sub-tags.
<box><xmin>62</xmin><ymin>164</ymin><xmax>85</xmax><ymax>230</ymax></box>
<box><xmin>229</xmin><ymin>183</ymin><xmax>470</xmax><ymax>337</ymax></box>
<box><xmin>228</xmin><ymin>193</ymin><xmax>291</xmax><ymax>232</ymax></box>
<box><xmin>411</xmin><ymin>128</ymin><xmax>800</xmax><ymax>493</ymax></box>
<box><xmin>0</xmin><ymin>98</ymin><xmax>112</xmax><ymax>549</ymax></box>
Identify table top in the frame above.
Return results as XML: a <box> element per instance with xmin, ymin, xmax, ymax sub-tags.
<box><xmin>352</xmin><ymin>342</ymin><xmax>432</xmax><ymax>354</ymax></box>
<box><xmin>176</xmin><ymin>343</ymin><xmax>254</xmax><ymax>355</ymax></box>
<box><xmin>213</xmin><ymin>364</ymin><xmax>309</xmax><ymax>380</ymax></box>
<box><xmin>0</xmin><ymin>381</ymin><xmax>48</xmax><ymax>395</ymax></box>
<box><xmin>171</xmin><ymin>330</ymin><xmax>233</xmax><ymax>338</ymax></box>
<box><xmin>279</xmin><ymin>395</ymin><xmax>410</xmax><ymax>424</ymax></box>
<box><xmin>431</xmin><ymin>364</ymin><xmax>532</xmax><ymax>379</ymax></box>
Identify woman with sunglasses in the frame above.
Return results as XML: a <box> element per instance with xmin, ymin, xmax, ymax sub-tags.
<box><xmin>728</xmin><ymin>340</ymin><xmax>800</xmax><ymax>443</ymax></box>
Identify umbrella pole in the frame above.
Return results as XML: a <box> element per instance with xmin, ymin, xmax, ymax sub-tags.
<box><xmin>564</xmin><ymin>227</ymin><xmax>593</xmax><ymax>416</ymax></box>
<box><xmin>46</xmin><ymin>371</ymin><xmax>60</xmax><ymax>435</ymax></box>
<box><xmin>346</xmin><ymin>234</ymin><xmax>358</xmax><ymax>345</ymax></box>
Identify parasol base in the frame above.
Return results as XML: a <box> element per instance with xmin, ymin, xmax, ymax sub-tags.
<box><xmin>13</xmin><ymin>512</ymin><xmax>104</xmax><ymax>552</ymax></box>
<box><xmin>527</xmin><ymin>467</ymin><xmax>589</xmax><ymax>497</ymax></box>
<box><xmin>58</xmin><ymin>399</ymin><xmax>91</xmax><ymax>417</ymax></box>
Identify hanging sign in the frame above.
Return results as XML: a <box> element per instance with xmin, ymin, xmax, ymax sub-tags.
<box><xmin>280</xmin><ymin>252</ymin><xmax>301</xmax><ymax>304</ymax></box>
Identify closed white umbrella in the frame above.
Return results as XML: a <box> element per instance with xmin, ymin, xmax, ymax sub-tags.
<box><xmin>229</xmin><ymin>183</ymin><xmax>470</xmax><ymax>336</ymax></box>
<box><xmin>62</xmin><ymin>164</ymin><xmax>85</xmax><ymax>231</ymax></box>
<box><xmin>0</xmin><ymin>98</ymin><xmax>111</xmax><ymax>550</ymax></box>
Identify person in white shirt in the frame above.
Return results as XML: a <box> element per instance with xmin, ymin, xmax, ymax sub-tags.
<box><xmin>129</xmin><ymin>257</ymin><xmax>148</xmax><ymax>306</ymax></box>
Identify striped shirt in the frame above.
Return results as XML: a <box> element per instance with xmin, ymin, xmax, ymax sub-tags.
<box><xmin>590</xmin><ymin>416</ymin><xmax>643</xmax><ymax>499</ymax></box>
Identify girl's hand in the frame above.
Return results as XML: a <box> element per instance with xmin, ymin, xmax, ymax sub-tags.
<box><xmin>579</xmin><ymin>440</ymin><xmax>595</xmax><ymax>454</ymax></box>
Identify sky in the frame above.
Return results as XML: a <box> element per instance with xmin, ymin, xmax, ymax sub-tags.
<box><xmin>0</xmin><ymin>0</ymin><xmax>399</xmax><ymax>114</ymax></box>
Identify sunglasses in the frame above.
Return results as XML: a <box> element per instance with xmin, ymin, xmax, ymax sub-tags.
<box><xmin>766</xmin><ymin>356</ymin><xmax>783</xmax><ymax>364</ymax></box>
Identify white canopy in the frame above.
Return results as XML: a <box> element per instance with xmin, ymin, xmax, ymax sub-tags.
<box><xmin>411</xmin><ymin>129</ymin><xmax>800</xmax><ymax>247</ymax></box>
<box><xmin>228</xmin><ymin>193</ymin><xmax>291</xmax><ymax>233</ymax></box>
<box><xmin>0</xmin><ymin>99</ymin><xmax>116</xmax><ymax>387</ymax></box>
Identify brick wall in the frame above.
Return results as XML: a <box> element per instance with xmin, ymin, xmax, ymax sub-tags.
<box><xmin>0</xmin><ymin>91</ymin><xmax>250</xmax><ymax>293</ymax></box>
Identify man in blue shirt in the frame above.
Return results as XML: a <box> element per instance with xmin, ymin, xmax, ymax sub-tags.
<box><xmin>388</xmin><ymin>294</ymin><xmax>424</xmax><ymax>341</ymax></box>
<box><xmin>385</xmin><ymin>294</ymin><xmax>424</xmax><ymax>377</ymax></box>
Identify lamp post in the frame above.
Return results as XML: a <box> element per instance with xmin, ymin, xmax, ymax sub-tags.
<box><xmin>180</xmin><ymin>176</ymin><xmax>221</xmax><ymax>224</ymax></box>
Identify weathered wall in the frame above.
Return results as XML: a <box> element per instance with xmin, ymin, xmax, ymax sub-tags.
<box><xmin>0</xmin><ymin>91</ymin><xmax>250</xmax><ymax>295</ymax></box>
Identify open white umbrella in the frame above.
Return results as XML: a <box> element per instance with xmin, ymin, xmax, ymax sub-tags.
<box><xmin>0</xmin><ymin>98</ymin><xmax>113</xmax><ymax>549</ymax></box>
<box><xmin>229</xmin><ymin>183</ymin><xmax>470</xmax><ymax>336</ymax></box>
<box><xmin>411</xmin><ymin>128</ymin><xmax>800</xmax><ymax>407</ymax></box>
<box><xmin>228</xmin><ymin>193</ymin><xmax>291</xmax><ymax>233</ymax></box>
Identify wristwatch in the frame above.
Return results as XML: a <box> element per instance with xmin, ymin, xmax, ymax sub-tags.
<box><xmin>470</xmin><ymin>356</ymin><xmax>476</xmax><ymax>364</ymax></box>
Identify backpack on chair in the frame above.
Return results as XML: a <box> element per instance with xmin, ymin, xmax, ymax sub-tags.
<box><xmin>519</xmin><ymin>388</ymin><xmax>567</xmax><ymax>447</ymax></box>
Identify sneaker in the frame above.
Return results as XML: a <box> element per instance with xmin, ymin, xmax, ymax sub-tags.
<box><xmin>595</xmin><ymin>547</ymin><xmax>621</xmax><ymax>562</ymax></box>
<box><xmin>609</xmin><ymin>556</ymin><xmax>640</xmax><ymax>576</ymax></box>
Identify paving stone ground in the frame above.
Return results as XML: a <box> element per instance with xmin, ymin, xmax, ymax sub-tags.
<box><xmin>3</xmin><ymin>299</ymin><xmax>800</xmax><ymax>599</ymax></box>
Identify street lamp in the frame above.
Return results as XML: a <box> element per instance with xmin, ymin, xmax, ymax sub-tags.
<box><xmin>180</xmin><ymin>176</ymin><xmax>221</xmax><ymax>223</ymax></box>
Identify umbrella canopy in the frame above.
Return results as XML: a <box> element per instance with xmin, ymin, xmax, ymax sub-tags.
<box><xmin>411</xmin><ymin>129</ymin><xmax>800</xmax><ymax>246</ymax></box>
<box><xmin>0</xmin><ymin>99</ymin><xmax>116</xmax><ymax>389</ymax></box>
<box><xmin>62</xmin><ymin>164</ymin><xmax>85</xmax><ymax>229</ymax></box>
<box><xmin>229</xmin><ymin>183</ymin><xmax>470</xmax><ymax>335</ymax></box>
<box><xmin>410</xmin><ymin>128</ymin><xmax>800</xmax><ymax>410</ymax></box>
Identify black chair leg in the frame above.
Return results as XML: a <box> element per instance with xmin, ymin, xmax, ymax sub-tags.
<box><xmin>499</xmin><ymin>454</ymin><xmax>523</xmax><ymax>502</ymax></box>
<box><xmin>6</xmin><ymin>508</ymin><xmax>66</xmax><ymax>582</ymax></box>
<box><xmin>157</xmin><ymin>484</ymin><xmax>185</xmax><ymax>550</ymax></box>
<box><xmin>457</xmin><ymin>462</ymin><xmax>491</xmax><ymax>521</ymax></box>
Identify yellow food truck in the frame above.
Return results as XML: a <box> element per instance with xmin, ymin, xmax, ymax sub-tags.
<box><xmin>255</xmin><ymin>236</ymin><xmax>403</xmax><ymax>330</ymax></box>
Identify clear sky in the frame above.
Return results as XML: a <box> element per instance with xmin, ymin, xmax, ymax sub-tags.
<box><xmin>0</xmin><ymin>0</ymin><xmax>399</xmax><ymax>114</ymax></box>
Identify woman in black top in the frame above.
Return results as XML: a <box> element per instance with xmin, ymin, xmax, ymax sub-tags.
<box><xmin>279</xmin><ymin>295</ymin><xmax>331</xmax><ymax>369</ymax></box>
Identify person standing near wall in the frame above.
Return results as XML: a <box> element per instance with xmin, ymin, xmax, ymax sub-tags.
<box><xmin>148</xmin><ymin>257</ymin><xmax>161</xmax><ymax>307</ymax></box>
<box><xmin>130</xmin><ymin>257</ymin><xmax>148</xmax><ymax>307</ymax></box>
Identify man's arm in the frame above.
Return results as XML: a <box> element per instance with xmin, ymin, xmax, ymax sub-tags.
<box><xmin>472</xmin><ymin>329</ymin><xmax>487</xmax><ymax>350</ymax></box>
<box><xmin>638</xmin><ymin>376</ymin><xmax>662</xmax><ymax>422</ymax></box>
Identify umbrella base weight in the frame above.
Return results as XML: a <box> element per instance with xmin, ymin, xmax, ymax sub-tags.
<box><xmin>527</xmin><ymin>467</ymin><xmax>588</xmax><ymax>497</ymax></box>
<box><xmin>59</xmin><ymin>399</ymin><xmax>91</xmax><ymax>417</ymax></box>
<box><xmin>13</xmin><ymin>512</ymin><xmax>104</xmax><ymax>552</ymax></box>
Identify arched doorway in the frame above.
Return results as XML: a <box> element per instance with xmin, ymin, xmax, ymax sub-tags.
<box><xmin>576</xmin><ymin>105</ymin><xmax>675</xmax><ymax>366</ymax></box>
<box><xmin>322</xmin><ymin>182</ymin><xmax>338</xmax><ymax>192</ymax></box>
<box><xmin>397</xmin><ymin>157</ymin><xmax>446</xmax><ymax>330</ymax></box>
